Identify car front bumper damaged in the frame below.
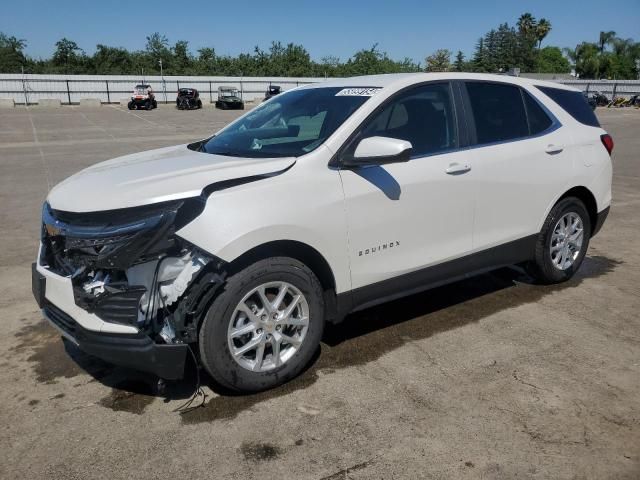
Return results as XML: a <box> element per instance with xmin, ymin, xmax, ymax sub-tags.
<box><xmin>33</xmin><ymin>199</ymin><xmax>225</xmax><ymax>379</ymax></box>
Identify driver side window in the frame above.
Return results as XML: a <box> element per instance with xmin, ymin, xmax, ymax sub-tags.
<box><xmin>357</xmin><ymin>82</ymin><xmax>458</xmax><ymax>158</ymax></box>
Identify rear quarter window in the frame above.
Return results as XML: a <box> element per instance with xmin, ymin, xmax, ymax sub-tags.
<box><xmin>536</xmin><ymin>86</ymin><xmax>600</xmax><ymax>128</ymax></box>
<box><xmin>522</xmin><ymin>91</ymin><xmax>553</xmax><ymax>135</ymax></box>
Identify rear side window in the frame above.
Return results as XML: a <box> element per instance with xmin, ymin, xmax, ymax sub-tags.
<box><xmin>536</xmin><ymin>86</ymin><xmax>600</xmax><ymax>128</ymax></box>
<box><xmin>465</xmin><ymin>82</ymin><xmax>529</xmax><ymax>144</ymax></box>
<box><xmin>523</xmin><ymin>91</ymin><xmax>553</xmax><ymax>135</ymax></box>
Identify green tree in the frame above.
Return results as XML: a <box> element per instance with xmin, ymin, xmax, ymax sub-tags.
<box><xmin>195</xmin><ymin>47</ymin><xmax>216</xmax><ymax>74</ymax></box>
<box><xmin>453</xmin><ymin>51</ymin><xmax>465</xmax><ymax>71</ymax></box>
<box><xmin>567</xmin><ymin>42</ymin><xmax>600</xmax><ymax>78</ymax></box>
<box><xmin>535</xmin><ymin>46</ymin><xmax>570</xmax><ymax>73</ymax></box>
<box><xmin>145</xmin><ymin>32</ymin><xmax>171</xmax><ymax>73</ymax></box>
<box><xmin>0</xmin><ymin>33</ymin><xmax>28</xmax><ymax>72</ymax></box>
<box><xmin>471</xmin><ymin>37</ymin><xmax>488</xmax><ymax>72</ymax></box>
<box><xmin>51</xmin><ymin>38</ymin><xmax>91</xmax><ymax>73</ymax></box>
<box><xmin>92</xmin><ymin>45</ymin><xmax>133</xmax><ymax>74</ymax></box>
<box><xmin>172</xmin><ymin>40</ymin><xmax>191</xmax><ymax>73</ymax></box>
<box><xmin>340</xmin><ymin>44</ymin><xmax>420</xmax><ymax>76</ymax></box>
<box><xmin>425</xmin><ymin>49</ymin><xmax>451</xmax><ymax>72</ymax></box>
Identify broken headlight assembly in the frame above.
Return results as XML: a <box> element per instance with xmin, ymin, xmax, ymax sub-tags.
<box><xmin>40</xmin><ymin>198</ymin><xmax>224</xmax><ymax>343</ymax></box>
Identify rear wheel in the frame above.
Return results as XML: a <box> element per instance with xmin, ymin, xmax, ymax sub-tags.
<box><xmin>527</xmin><ymin>197</ymin><xmax>591</xmax><ymax>284</ymax></box>
<box><xmin>199</xmin><ymin>257</ymin><xmax>324</xmax><ymax>393</ymax></box>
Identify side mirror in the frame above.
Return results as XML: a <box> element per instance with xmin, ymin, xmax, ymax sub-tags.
<box><xmin>344</xmin><ymin>136</ymin><xmax>412</xmax><ymax>167</ymax></box>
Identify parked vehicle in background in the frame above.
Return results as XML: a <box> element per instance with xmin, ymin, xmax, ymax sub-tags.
<box><xmin>583</xmin><ymin>91</ymin><xmax>597</xmax><ymax>110</ymax></box>
<box><xmin>128</xmin><ymin>84</ymin><xmax>157</xmax><ymax>110</ymax></box>
<box><xmin>176</xmin><ymin>88</ymin><xmax>203</xmax><ymax>110</ymax></box>
<box><xmin>215</xmin><ymin>86</ymin><xmax>244</xmax><ymax>110</ymax></box>
<box><xmin>590</xmin><ymin>91</ymin><xmax>609</xmax><ymax>107</ymax></box>
<box><xmin>33</xmin><ymin>73</ymin><xmax>612</xmax><ymax>393</ymax></box>
<box><xmin>263</xmin><ymin>85</ymin><xmax>282</xmax><ymax>102</ymax></box>
<box><xmin>607</xmin><ymin>94</ymin><xmax>640</xmax><ymax>108</ymax></box>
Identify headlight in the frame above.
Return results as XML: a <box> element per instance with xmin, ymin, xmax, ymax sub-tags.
<box><xmin>41</xmin><ymin>198</ymin><xmax>205</xmax><ymax>271</ymax></box>
<box><xmin>41</xmin><ymin>198</ymin><xmax>209</xmax><ymax>329</ymax></box>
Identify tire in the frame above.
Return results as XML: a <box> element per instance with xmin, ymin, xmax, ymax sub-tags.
<box><xmin>152</xmin><ymin>100</ymin><xmax>157</xmax><ymax>109</ymax></box>
<box><xmin>144</xmin><ymin>100</ymin><xmax>151</xmax><ymax>110</ymax></box>
<box><xmin>527</xmin><ymin>197</ymin><xmax>591</xmax><ymax>284</ymax></box>
<box><xmin>197</xmin><ymin>100</ymin><xmax>202</xmax><ymax>109</ymax></box>
<box><xmin>198</xmin><ymin>257</ymin><xmax>324</xmax><ymax>393</ymax></box>
<box><xmin>127</xmin><ymin>101</ymin><xmax>135</xmax><ymax>110</ymax></box>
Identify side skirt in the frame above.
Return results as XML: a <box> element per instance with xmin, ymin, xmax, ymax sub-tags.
<box><xmin>334</xmin><ymin>234</ymin><xmax>538</xmax><ymax>320</ymax></box>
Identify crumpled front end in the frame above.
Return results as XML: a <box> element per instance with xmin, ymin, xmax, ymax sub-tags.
<box><xmin>33</xmin><ymin>199</ymin><xmax>225</xmax><ymax>379</ymax></box>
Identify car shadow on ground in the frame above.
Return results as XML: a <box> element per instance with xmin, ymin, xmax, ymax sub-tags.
<box><xmin>49</xmin><ymin>255</ymin><xmax>620</xmax><ymax>420</ymax></box>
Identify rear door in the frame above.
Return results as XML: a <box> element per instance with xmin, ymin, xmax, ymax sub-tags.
<box><xmin>460</xmin><ymin>81</ymin><xmax>572</xmax><ymax>251</ymax></box>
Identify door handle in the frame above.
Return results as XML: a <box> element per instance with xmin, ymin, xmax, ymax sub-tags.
<box><xmin>545</xmin><ymin>144</ymin><xmax>564</xmax><ymax>154</ymax></box>
<box><xmin>445</xmin><ymin>163</ymin><xmax>471</xmax><ymax>175</ymax></box>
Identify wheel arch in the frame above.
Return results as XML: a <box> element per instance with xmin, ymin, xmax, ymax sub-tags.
<box><xmin>557</xmin><ymin>186</ymin><xmax>598</xmax><ymax>234</ymax></box>
<box><xmin>225</xmin><ymin>240</ymin><xmax>340</xmax><ymax>322</ymax></box>
<box><xmin>539</xmin><ymin>186</ymin><xmax>598</xmax><ymax>235</ymax></box>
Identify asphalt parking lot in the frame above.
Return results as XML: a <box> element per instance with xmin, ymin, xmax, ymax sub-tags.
<box><xmin>0</xmin><ymin>104</ymin><xmax>638</xmax><ymax>479</ymax></box>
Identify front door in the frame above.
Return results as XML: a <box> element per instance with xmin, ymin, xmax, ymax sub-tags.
<box><xmin>338</xmin><ymin>82</ymin><xmax>475</xmax><ymax>304</ymax></box>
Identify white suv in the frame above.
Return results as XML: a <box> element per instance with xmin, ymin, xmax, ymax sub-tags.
<box><xmin>33</xmin><ymin>73</ymin><xmax>612</xmax><ymax>392</ymax></box>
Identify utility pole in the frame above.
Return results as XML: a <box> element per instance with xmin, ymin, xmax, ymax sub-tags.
<box><xmin>159</xmin><ymin>59</ymin><xmax>166</xmax><ymax>104</ymax></box>
<box><xmin>21</xmin><ymin>66</ymin><xmax>28</xmax><ymax>106</ymax></box>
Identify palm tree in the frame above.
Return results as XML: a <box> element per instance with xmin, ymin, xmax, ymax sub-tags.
<box><xmin>598</xmin><ymin>31</ymin><xmax>616</xmax><ymax>54</ymax></box>
<box><xmin>535</xmin><ymin>19</ymin><xmax>552</xmax><ymax>49</ymax></box>
<box><xmin>611</xmin><ymin>37</ymin><xmax>634</xmax><ymax>56</ymax></box>
<box><xmin>517</xmin><ymin>13</ymin><xmax>537</xmax><ymax>38</ymax></box>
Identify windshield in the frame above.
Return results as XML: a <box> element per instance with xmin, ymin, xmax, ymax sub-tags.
<box><xmin>202</xmin><ymin>87</ymin><xmax>372</xmax><ymax>158</ymax></box>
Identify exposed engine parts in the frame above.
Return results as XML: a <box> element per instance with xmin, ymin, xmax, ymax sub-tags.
<box><xmin>74</xmin><ymin>250</ymin><xmax>212</xmax><ymax>340</ymax></box>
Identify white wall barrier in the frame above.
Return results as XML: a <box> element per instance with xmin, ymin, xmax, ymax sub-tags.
<box><xmin>0</xmin><ymin>74</ymin><xmax>638</xmax><ymax>105</ymax></box>
<box><xmin>0</xmin><ymin>74</ymin><xmax>324</xmax><ymax>105</ymax></box>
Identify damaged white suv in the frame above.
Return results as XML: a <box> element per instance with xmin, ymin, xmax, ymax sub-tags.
<box><xmin>33</xmin><ymin>73</ymin><xmax>612</xmax><ymax>393</ymax></box>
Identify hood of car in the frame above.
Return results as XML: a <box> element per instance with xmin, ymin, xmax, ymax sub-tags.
<box><xmin>46</xmin><ymin>144</ymin><xmax>296</xmax><ymax>213</ymax></box>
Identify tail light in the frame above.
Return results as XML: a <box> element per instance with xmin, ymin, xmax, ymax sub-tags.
<box><xmin>600</xmin><ymin>134</ymin><xmax>614</xmax><ymax>156</ymax></box>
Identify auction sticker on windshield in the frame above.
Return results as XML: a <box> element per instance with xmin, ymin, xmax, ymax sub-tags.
<box><xmin>335</xmin><ymin>87</ymin><xmax>382</xmax><ymax>97</ymax></box>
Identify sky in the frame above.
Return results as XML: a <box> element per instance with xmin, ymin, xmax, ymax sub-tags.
<box><xmin>2</xmin><ymin>0</ymin><xmax>639</xmax><ymax>64</ymax></box>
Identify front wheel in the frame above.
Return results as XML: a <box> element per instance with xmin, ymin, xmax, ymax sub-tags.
<box><xmin>199</xmin><ymin>257</ymin><xmax>324</xmax><ymax>393</ymax></box>
<box><xmin>527</xmin><ymin>197</ymin><xmax>591</xmax><ymax>284</ymax></box>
